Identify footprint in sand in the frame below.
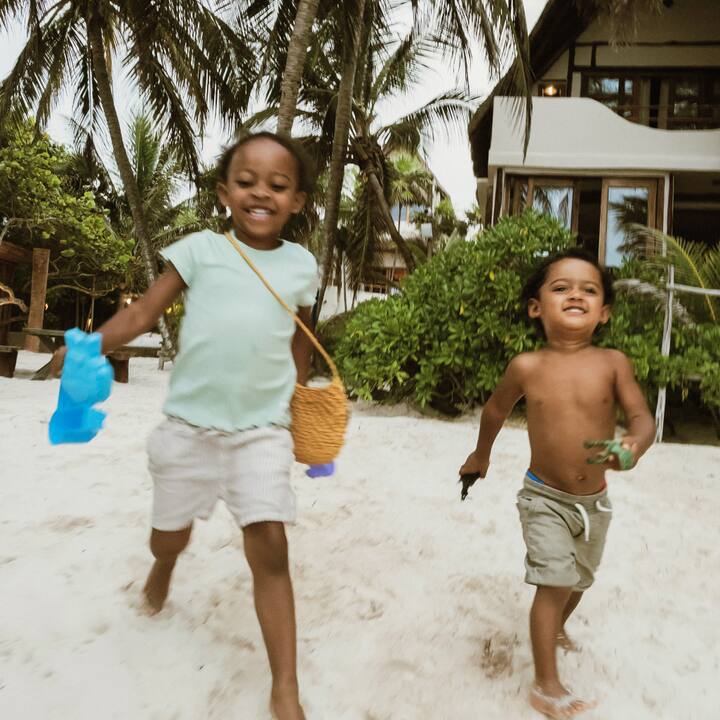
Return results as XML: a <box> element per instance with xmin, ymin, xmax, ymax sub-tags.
<box><xmin>47</xmin><ymin>515</ymin><xmax>94</xmax><ymax>532</ymax></box>
<box><xmin>357</xmin><ymin>599</ymin><xmax>384</xmax><ymax>620</ymax></box>
<box><xmin>478</xmin><ymin>632</ymin><xmax>520</xmax><ymax>679</ymax></box>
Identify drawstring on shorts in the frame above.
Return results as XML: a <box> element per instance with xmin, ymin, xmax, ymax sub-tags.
<box><xmin>573</xmin><ymin>500</ymin><xmax>612</xmax><ymax>542</ymax></box>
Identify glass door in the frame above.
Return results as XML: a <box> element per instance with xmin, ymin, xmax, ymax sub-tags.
<box><xmin>528</xmin><ymin>179</ymin><xmax>576</xmax><ymax>230</ymax></box>
<box><xmin>599</xmin><ymin>179</ymin><xmax>658</xmax><ymax>267</ymax></box>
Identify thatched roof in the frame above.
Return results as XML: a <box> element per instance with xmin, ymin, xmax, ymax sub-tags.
<box><xmin>468</xmin><ymin>0</ymin><xmax>596</xmax><ymax>177</ymax></box>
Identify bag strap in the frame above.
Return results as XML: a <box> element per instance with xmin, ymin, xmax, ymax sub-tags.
<box><xmin>224</xmin><ymin>231</ymin><xmax>340</xmax><ymax>381</ymax></box>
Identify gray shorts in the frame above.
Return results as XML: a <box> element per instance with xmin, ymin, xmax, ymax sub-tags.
<box><xmin>516</xmin><ymin>475</ymin><xmax>613</xmax><ymax>591</ymax></box>
<box><xmin>147</xmin><ymin>417</ymin><xmax>296</xmax><ymax>531</ymax></box>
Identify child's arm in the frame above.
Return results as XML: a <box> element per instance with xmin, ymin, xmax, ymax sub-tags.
<box><xmin>459</xmin><ymin>355</ymin><xmax>528</xmax><ymax>478</ymax></box>
<box><xmin>292</xmin><ymin>306</ymin><xmax>314</xmax><ymax>385</ymax></box>
<box><xmin>51</xmin><ymin>268</ymin><xmax>186</xmax><ymax>375</ymax></box>
<box><xmin>611</xmin><ymin>350</ymin><xmax>656</xmax><ymax>468</ymax></box>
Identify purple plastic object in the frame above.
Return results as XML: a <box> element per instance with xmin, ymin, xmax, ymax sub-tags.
<box><xmin>306</xmin><ymin>462</ymin><xmax>335</xmax><ymax>478</ymax></box>
<box><xmin>49</xmin><ymin>328</ymin><xmax>113</xmax><ymax>445</ymax></box>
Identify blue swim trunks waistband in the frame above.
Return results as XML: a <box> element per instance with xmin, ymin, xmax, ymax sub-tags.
<box><xmin>525</xmin><ymin>469</ymin><xmax>544</xmax><ymax>485</ymax></box>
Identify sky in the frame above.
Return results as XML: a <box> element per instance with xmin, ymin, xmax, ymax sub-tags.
<box><xmin>0</xmin><ymin>1</ymin><xmax>548</xmax><ymax>214</ymax></box>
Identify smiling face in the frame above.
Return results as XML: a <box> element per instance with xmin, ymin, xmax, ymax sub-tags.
<box><xmin>528</xmin><ymin>257</ymin><xmax>610</xmax><ymax>338</ymax></box>
<box><xmin>217</xmin><ymin>137</ymin><xmax>306</xmax><ymax>249</ymax></box>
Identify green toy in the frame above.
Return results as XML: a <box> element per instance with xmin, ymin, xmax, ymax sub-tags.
<box><xmin>584</xmin><ymin>439</ymin><xmax>634</xmax><ymax>470</ymax></box>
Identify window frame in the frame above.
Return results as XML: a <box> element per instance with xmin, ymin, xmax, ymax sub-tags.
<box><xmin>599</xmin><ymin>178</ymin><xmax>659</xmax><ymax>267</ymax></box>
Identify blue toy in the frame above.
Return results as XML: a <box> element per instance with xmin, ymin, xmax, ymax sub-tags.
<box><xmin>306</xmin><ymin>462</ymin><xmax>335</xmax><ymax>478</ymax></box>
<box><xmin>49</xmin><ymin>328</ymin><xmax>114</xmax><ymax>445</ymax></box>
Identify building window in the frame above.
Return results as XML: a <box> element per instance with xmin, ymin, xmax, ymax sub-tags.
<box><xmin>583</xmin><ymin>75</ymin><xmax>638</xmax><ymax>121</ymax></box>
<box><xmin>667</xmin><ymin>76</ymin><xmax>720</xmax><ymax>130</ymax></box>
<box><xmin>503</xmin><ymin>175</ymin><xmax>663</xmax><ymax>265</ymax></box>
<box><xmin>506</xmin><ymin>176</ymin><xmax>574</xmax><ymax>230</ymax></box>
<box><xmin>538</xmin><ymin>80</ymin><xmax>566</xmax><ymax>98</ymax></box>
<box><xmin>599</xmin><ymin>180</ymin><xmax>658</xmax><ymax>268</ymax></box>
<box><xmin>530</xmin><ymin>182</ymin><xmax>574</xmax><ymax>230</ymax></box>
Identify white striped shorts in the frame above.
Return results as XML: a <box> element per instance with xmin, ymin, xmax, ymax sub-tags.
<box><xmin>147</xmin><ymin>417</ymin><xmax>296</xmax><ymax>531</ymax></box>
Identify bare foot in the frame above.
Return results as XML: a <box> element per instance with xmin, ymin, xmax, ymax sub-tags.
<box><xmin>556</xmin><ymin>629</ymin><xmax>581</xmax><ymax>653</ymax></box>
<box><xmin>270</xmin><ymin>685</ymin><xmax>305</xmax><ymax>720</ymax></box>
<box><xmin>530</xmin><ymin>685</ymin><xmax>597</xmax><ymax>719</ymax></box>
<box><xmin>142</xmin><ymin>560</ymin><xmax>175</xmax><ymax>614</ymax></box>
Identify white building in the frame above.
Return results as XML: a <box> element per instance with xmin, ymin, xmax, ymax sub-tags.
<box><xmin>469</xmin><ymin>0</ymin><xmax>720</xmax><ymax>265</ymax></box>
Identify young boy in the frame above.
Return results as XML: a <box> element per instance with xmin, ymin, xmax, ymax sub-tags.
<box><xmin>460</xmin><ymin>247</ymin><xmax>656</xmax><ymax>719</ymax></box>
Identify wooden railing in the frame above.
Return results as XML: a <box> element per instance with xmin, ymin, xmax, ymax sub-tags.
<box><xmin>591</xmin><ymin>101</ymin><xmax>720</xmax><ymax>130</ymax></box>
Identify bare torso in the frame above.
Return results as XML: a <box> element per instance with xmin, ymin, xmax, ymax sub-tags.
<box><xmin>521</xmin><ymin>346</ymin><xmax>617</xmax><ymax>494</ymax></box>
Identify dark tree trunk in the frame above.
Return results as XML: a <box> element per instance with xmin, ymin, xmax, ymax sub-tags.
<box><xmin>87</xmin><ymin>17</ymin><xmax>174</xmax><ymax>354</ymax></box>
<box><xmin>276</xmin><ymin>0</ymin><xmax>320</xmax><ymax>136</ymax></box>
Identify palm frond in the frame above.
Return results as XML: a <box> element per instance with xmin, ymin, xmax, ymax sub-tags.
<box><xmin>377</xmin><ymin>89</ymin><xmax>476</xmax><ymax>153</ymax></box>
<box><xmin>625</xmin><ymin>224</ymin><xmax>719</xmax><ymax>322</ymax></box>
<box><xmin>342</xmin><ymin>173</ymin><xmax>385</xmax><ymax>292</ymax></box>
<box><xmin>613</xmin><ymin>278</ymin><xmax>693</xmax><ymax>325</ymax></box>
<box><xmin>369</xmin><ymin>29</ymin><xmax>434</xmax><ymax>102</ymax></box>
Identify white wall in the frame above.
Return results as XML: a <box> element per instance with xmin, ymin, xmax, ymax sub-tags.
<box><xmin>489</xmin><ymin>97</ymin><xmax>720</xmax><ymax>173</ymax></box>
<box><xmin>319</xmin><ymin>287</ymin><xmax>389</xmax><ymax>321</ymax></box>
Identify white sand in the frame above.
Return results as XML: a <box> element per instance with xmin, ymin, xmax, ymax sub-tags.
<box><xmin>1</xmin><ymin>352</ymin><xmax>719</xmax><ymax>720</ymax></box>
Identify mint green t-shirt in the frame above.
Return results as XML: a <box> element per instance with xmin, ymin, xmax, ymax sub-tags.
<box><xmin>160</xmin><ymin>229</ymin><xmax>318</xmax><ymax>431</ymax></box>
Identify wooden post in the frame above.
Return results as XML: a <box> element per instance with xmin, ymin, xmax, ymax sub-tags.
<box><xmin>24</xmin><ymin>248</ymin><xmax>51</xmax><ymax>352</ymax></box>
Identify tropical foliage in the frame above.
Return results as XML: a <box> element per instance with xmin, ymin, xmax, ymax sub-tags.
<box><xmin>0</xmin><ymin>0</ymin><xmax>255</xmax><ymax>349</ymax></box>
<box><xmin>0</xmin><ymin>121</ymin><xmax>131</xmax><ymax>298</ymax></box>
<box><xmin>624</xmin><ymin>225</ymin><xmax>720</xmax><ymax>323</ymax></box>
<box><xmin>335</xmin><ymin>211</ymin><xmax>720</xmax><ymax>417</ymax></box>
<box><xmin>335</xmin><ymin>212</ymin><xmax>572</xmax><ymax>413</ymax></box>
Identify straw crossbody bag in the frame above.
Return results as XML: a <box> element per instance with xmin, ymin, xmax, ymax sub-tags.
<box><xmin>224</xmin><ymin>231</ymin><xmax>348</xmax><ymax>465</ymax></box>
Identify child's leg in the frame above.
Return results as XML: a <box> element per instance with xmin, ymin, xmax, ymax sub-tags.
<box><xmin>562</xmin><ymin>590</ymin><xmax>583</xmax><ymax>625</ymax></box>
<box><xmin>557</xmin><ymin>590</ymin><xmax>583</xmax><ymax>650</ymax></box>
<box><xmin>529</xmin><ymin>586</ymin><xmax>595</xmax><ymax>717</ymax></box>
<box><xmin>243</xmin><ymin>521</ymin><xmax>304</xmax><ymax>720</ymax></box>
<box><xmin>530</xmin><ymin>585</ymin><xmax>572</xmax><ymax>694</ymax></box>
<box><xmin>143</xmin><ymin>525</ymin><xmax>192</xmax><ymax>612</ymax></box>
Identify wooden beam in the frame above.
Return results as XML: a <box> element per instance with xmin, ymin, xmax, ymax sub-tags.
<box><xmin>24</xmin><ymin>248</ymin><xmax>50</xmax><ymax>352</ymax></box>
<box><xmin>0</xmin><ymin>241</ymin><xmax>33</xmax><ymax>264</ymax></box>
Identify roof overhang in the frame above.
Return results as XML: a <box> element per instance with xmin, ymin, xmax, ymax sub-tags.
<box><xmin>468</xmin><ymin>0</ymin><xmax>596</xmax><ymax>177</ymax></box>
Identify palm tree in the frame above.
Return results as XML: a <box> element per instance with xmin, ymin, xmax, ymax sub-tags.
<box><xmin>318</xmin><ymin>0</ymin><xmax>529</xmax><ymax>306</ymax></box>
<box><xmin>336</xmin><ymin>29</ymin><xmax>475</xmax><ymax>283</ymax></box>
<box><xmin>318</xmin><ymin>0</ymin><xmax>368</xmax><ymax>289</ymax></box>
<box><xmin>277</xmin><ymin>0</ymin><xmax>321</xmax><ymax>135</ymax></box>
<box><xmin>0</xmin><ymin>0</ymin><xmax>254</xmax><ymax>349</ymax></box>
<box><xmin>389</xmin><ymin>153</ymin><xmax>435</xmax><ymax>231</ymax></box>
<box><xmin>248</xmin><ymin>0</ymin><xmax>531</xmax><ymax>268</ymax></box>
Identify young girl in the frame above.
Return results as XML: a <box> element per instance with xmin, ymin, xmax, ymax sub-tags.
<box><xmin>53</xmin><ymin>132</ymin><xmax>318</xmax><ymax>720</ymax></box>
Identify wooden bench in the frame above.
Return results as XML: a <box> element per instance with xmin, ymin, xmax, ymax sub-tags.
<box><xmin>107</xmin><ymin>345</ymin><xmax>162</xmax><ymax>383</ymax></box>
<box><xmin>22</xmin><ymin>327</ymin><xmax>167</xmax><ymax>382</ymax></box>
<box><xmin>0</xmin><ymin>344</ymin><xmax>21</xmax><ymax>378</ymax></box>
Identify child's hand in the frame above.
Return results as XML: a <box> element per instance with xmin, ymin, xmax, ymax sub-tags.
<box><xmin>458</xmin><ymin>452</ymin><xmax>488</xmax><ymax>501</ymax></box>
<box><xmin>584</xmin><ymin>438</ymin><xmax>637</xmax><ymax>471</ymax></box>
<box><xmin>611</xmin><ymin>436</ymin><xmax>640</xmax><ymax>470</ymax></box>
<box><xmin>50</xmin><ymin>346</ymin><xmax>67</xmax><ymax>378</ymax></box>
<box><xmin>459</xmin><ymin>451</ymin><xmax>489</xmax><ymax>478</ymax></box>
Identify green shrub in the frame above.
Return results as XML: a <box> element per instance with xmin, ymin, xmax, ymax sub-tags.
<box><xmin>335</xmin><ymin>211</ymin><xmax>720</xmax><ymax>415</ymax></box>
<box><xmin>314</xmin><ymin>310</ymin><xmax>356</xmax><ymax>376</ymax></box>
<box><xmin>335</xmin><ymin>211</ymin><xmax>572</xmax><ymax>412</ymax></box>
<box><xmin>600</xmin><ymin>259</ymin><xmax>720</xmax><ymax>411</ymax></box>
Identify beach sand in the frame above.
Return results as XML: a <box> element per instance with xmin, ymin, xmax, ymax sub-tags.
<box><xmin>1</xmin><ymin>352</ymin><xmax>718</xmax><ymax>719</ymax></box>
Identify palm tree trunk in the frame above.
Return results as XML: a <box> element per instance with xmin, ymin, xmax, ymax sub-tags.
<box><xmin>276</xmin><ymin>0</ymin><xmax>320</xmax><ymax>136</ymax></box>
<box><xmin>87</xmin><ymin>18</ymin><xmax>174</xmax><ymax>354</ymax></box>
<box><xmin>316</xmin><ymin>0</ymin><xmax>367</xmax><ymax>316</ymax></box>
<box><xmin>365</xmin><ymin>170</ymin><xmax>416</xmax><ymax>272</ymax></box>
